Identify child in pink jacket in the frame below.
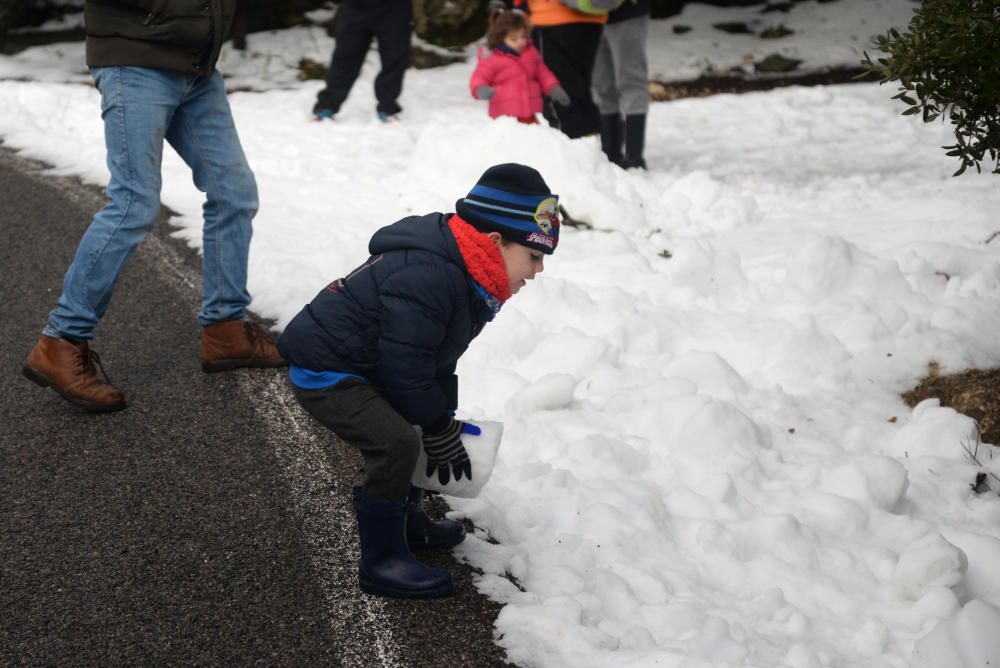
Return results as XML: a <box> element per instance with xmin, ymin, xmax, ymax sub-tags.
<box><xmin>470</xmin><ymin>9</ymin><xmax>570</xmax><ymax>124</ymax></box>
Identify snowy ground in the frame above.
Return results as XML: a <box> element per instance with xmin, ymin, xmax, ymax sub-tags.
<box><xmin>645</xmin><ymin>0</ymin><xmax>916</xmax><ymax>80</ymax></box>
<box><xmin>3</xmin><ymin>2</ymin><xmax>1000</xmax><ymax>666</ymax></box>
<box><xmin>2</xmin><ymin>0</ymin><xmax>918</xmax><ymax>86</ymax></box>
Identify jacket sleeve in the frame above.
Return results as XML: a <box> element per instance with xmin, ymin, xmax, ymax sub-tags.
<box><xmin>376</xmin><ymin>263</ymin><xmax>460</xmax><ymax>427</ymax></box>
<box><xmin>469</xmin><ymin>54</ymin><xmax>498</xmax><ymax>98</ymax></box>
<box><xmin>436</xmin><ymin>363</ymin><xmax>458</xmax><ymax>413</ymax></box>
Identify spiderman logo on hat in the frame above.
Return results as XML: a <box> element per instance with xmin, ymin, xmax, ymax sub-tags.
<box><xmin>533</xmin><ymin>197</ymin><xmax>559</xmax><ymax>235</ymax></box>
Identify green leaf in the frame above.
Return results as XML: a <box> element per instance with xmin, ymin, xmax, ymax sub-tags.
<box><xmin>873</xmin><ymin>0</ymin><xmax>1000</xmax><ymax>176</ymax></box>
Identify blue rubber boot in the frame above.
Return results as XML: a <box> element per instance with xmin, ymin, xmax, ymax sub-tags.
<box><xmin>353</xmin><ymin>487</ymin><xmax>455</xmax><ymax>598</ymax></box>
<box><xmin>406</xmin><ymin>486</ymin><xmax>466</xmax><ymax>551</ymax></box>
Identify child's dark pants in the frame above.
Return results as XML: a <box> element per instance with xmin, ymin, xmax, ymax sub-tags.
<box><xmin>291</xmin><ymin>378</ymin><xmax>420</xmax><ymax>501</ymax></box>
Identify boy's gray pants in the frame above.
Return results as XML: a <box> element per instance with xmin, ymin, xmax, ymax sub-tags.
<box><xmin>291</xmin><ymin>378</ymin><xmax>420</xmax><ymax>502</ymax></box>
<box><xmin>592</xmin><ymin>14</ymin><xmax>650</xmax><ymax>117</ymax></box>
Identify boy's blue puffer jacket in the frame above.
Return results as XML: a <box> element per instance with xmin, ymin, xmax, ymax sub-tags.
<box><xmin>277</xmin><ymin>213</ymin><xmax>495</xmax><ymax>428</ymax></box>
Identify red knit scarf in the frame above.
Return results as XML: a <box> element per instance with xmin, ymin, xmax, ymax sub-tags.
<box><xmin>447</xmin><ymin>214</ymin><xmax>512</xmax><ymax>302</ymax></box>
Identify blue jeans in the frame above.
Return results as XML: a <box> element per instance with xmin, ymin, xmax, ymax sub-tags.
<box><xmin>44</xmin><ymin>66</ymin><xmax>259</xmax><ymax>340</ymax></box>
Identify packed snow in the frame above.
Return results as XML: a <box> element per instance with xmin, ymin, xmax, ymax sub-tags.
<box><xmin>645</xmin><ymin>0</ymin><xmax>917</xmax><ymax>80</ymax></box>
<box><xmin>3</xmin><ymin>1</ymin><xmax>1000</xmax><ymax>666</ymax></box>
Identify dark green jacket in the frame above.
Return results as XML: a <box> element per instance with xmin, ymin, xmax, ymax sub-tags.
<box><xmin>84</xmin><ymin>0</ymin><xmax>235</xmax><ymax>75</ymax></box>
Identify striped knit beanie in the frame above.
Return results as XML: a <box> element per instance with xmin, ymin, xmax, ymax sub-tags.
<box><xmin>454</xmin><ymin>163</ymin><xmax>560</xmax><ymax>254</ymax></box>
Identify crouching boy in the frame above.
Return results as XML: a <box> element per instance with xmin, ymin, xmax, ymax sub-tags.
<box><xmin>277</xmin><ymin>163</ymin><xmax>560</xmax><ymax>598</ymax></box>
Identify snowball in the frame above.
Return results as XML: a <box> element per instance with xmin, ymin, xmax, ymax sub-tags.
<box><xmin>672</xmin><ymin>399</ymin><xmax>772</xmax><ymax>481</ymax></box>
<box><xmin>892</xmin><ymin>533</ymin><xmax>968</xmax><ymax>601</ymax></box>
<box><xmin>520</xmin><ymin>327</ymin><xmax>611</xmax><ymax>381</ymax></box>
<box><xmin>505</xmin><ymin>373</ymin><xmax>577</xmax><ymax>416</ymax></box>
<box><xmin>793</xmin><ymin>490</ymin><xmax>869</xmax><ymax>536</ymax></box>
<box><xmin>941</xmin><ymin>528</ymin><xmax>1000</xmax><ymax>604</ymax></box>
<box><xmin>820</xmin><ymin>455</ymin><xmax>909</xmax><ymax>512</ymax></box>
<box><xmin>884</xmin><ymin>399</ymin><xmax>981</xmax><ymax>460</ymax></box>
<box><xmin>783</xmin><ymin>234</ymin><xmax>914</xmax><ymax>305</ymax></box>
<box><xmin>662</xmin><ymin>350</ymin><xmax>750</xmax><ymax>401</ymax></box>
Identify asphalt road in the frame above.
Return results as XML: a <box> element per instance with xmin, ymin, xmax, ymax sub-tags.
<box><xmin>0</xmin><ymin>145</ymin><xmax>510</xmax><ymax>667</ymax></box>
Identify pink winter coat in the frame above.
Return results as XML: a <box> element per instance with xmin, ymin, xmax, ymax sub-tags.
<box><xmin>469</xmin><ymin>44</ymin><xmax>560</xmax><ymax>119</ymax></box>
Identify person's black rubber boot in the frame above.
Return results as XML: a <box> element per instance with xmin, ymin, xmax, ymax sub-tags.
<box><xmin>599</xmin><ymin>113</ymin><xmax>623</xmax><ymax>165</ymax></box>
<box><xmin>353</xmin><ymin>487</ymin><xmax>455</xmax><ymax>598</ymax></box>
<box><xmin>405</xmin><ymin>486</ymin><xmax>466</xmax><ymax>551</ymax></box>
<box><xmin>622</xmin><ymin>113</ymin><xmax>647</xmax><ymax>169</ymax></box>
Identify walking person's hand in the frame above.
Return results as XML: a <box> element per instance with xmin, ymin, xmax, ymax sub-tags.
<box><xmin>475</xmin><ymin>85</ymin><xmax>496</xmax><ymax>100</ymax></box>
<box><xmin>550</xmin><ymin>86</ymin><xmax>570</xmax><ymax>106</ymax></box>
<box><xmin>422</xmin><ymin>418</ymin><xmax>479</xmax><ymax>485</ymax></box>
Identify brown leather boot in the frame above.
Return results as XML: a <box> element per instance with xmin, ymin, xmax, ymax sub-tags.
<box><xmin>202</xmin><ymin>320</ymin><xmax>287</xmax><ymax>373</ymax></box>
<box><xmin>22</xmin><ymin>336</ymin><xmax>126</xmax><ymax>412</ymax></box>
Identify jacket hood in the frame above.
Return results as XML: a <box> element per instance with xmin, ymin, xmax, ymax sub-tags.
<box><xmin>369</xmin><ymin>213</ymin><xmax>465</xmax><ymax>268</ymax></box>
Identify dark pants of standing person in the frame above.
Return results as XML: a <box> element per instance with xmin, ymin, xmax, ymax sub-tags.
<box><xmin>315</xmin><ymin>0</ymin><xmax>412</xmax><ymax>116</ymax></box>
<box><xmin>533</xmin><ymin>22</ymin><xmax>604</xmax><ymax>139</ymax></box>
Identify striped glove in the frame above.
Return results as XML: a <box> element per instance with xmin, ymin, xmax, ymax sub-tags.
<box><xmin>422</xmin><ymin>418</ymin><xmax>479</xmax><ymax>485</ymax></box>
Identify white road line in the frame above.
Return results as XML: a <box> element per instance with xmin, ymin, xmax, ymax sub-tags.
<box><xmin>145</xmin><ymin>230</ymin><xmax>404</xmax><ymax>667</ymax></box>
<box><xmin>251</xmin><ymin>374</ymin><xmax>405</xmax><ymax>668</ymax></box>
<box><xmin>10</xmin><ymin>150</ymin><xmax>405</xmax><ymax>664</ymax></box>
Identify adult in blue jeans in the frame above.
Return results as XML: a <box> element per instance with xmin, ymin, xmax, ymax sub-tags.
<box><xmin>22</xmin><ymin>0</ymin><xmax>286</xmax><ymax>413</ymax></box>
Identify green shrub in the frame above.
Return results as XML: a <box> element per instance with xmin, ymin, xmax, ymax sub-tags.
<box><xmin>863</xmin><ymin>0</ymin><xmax>1000</xmax><ymax>175</ymax></box>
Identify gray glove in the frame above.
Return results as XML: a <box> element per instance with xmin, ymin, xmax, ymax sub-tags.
<box><xmin>475</xmin><ymin>85</ymin><xmax>496</xmax><ymax>101</ymax></box>
<box><xmin>550</xmin><ymin>86</ymin><xmax>570</xmax><ymax>106</ymax></box>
